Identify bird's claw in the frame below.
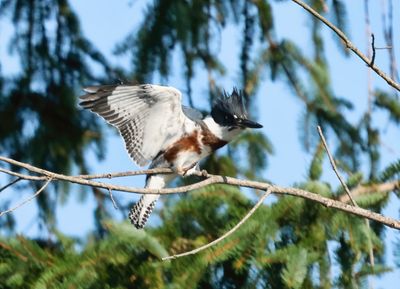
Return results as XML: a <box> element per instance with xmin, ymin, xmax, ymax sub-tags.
<box><xmin>176</xmin><ymin>168</ymin><xmax>186</xmax><ymax>176</ymax></box>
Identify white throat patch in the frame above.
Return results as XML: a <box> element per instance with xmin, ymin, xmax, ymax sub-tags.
<box><xmin>203</xmin><ymin>116</ymin><xmax>242</xmax><ymax>142</ymax></box>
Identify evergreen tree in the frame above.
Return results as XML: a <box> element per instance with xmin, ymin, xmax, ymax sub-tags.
<box><xmin>0</xmin><ymin>0</ymin><xmax>113</xmax><ymax>229</ymax></box>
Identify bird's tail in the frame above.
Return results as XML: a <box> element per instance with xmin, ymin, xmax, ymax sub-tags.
<box><xmin>129</xmin><ymin>175</ymin><xmax>166</xmax><ymax>229</ymax></box>
<box><xmin>129</xmin><ymin>194</ymin><xmax>159</xmax><ymax>229</ymax></box>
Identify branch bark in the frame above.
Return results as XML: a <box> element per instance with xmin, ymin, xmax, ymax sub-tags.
<box><xmin>291</xmin><ymin>0</ymin><xmax>400</xmax><ymax>92</ymax></box>
<box><xmin>0</xmin><ymin>178</ymin><xmax>52</xmax><ymax>217</ymax></box>
<box><xmin>1</xmin><ymin>156</ymin><xmax>400</xmax><ymax>230</ymax></box>
<box><xmin>317</xmin><ymin>126</ymin><xmax>358</xmax><ymax>206</ymax></box>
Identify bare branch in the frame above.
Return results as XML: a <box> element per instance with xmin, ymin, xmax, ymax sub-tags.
<box><xmin>0</xmin><ymin>162</ymin><xmax>174</xmax><ymax>182</ymax></box>
<box><xmin>317</xmin><ymin>126</ymin><xmax>376</xmax><ymax>273</ymax></box>
<box><xmin>0</xmin><ymin>177</ymin><xmax>22</xmax><ymax>193</ymax></box>
<box><xmin>163</xmin><ymin>189</ymin><xmax>272</xmax><ymax>260</ymax></box>
<box><xmin>0</xmin><ymin>168</ymin><xmax>47</xmax><ymax>181</ymax></box>
<box><xmin>76</xmin><ymin>168</ymin><xmax>174</xmax><ymax>179</ymax></box>
<box><xmin>108</xmin><ymin>189</ymin><xmax>119</xmax><ymax>210</ymax></box>
<box><xmin>364</xmin><ymin>1</ymin><xmax>376</xmax><ymax>276</ymax></box>
<box><xmin>1</xmin><ymin>156</ymin><xmax>400</xmax><ymax>229</ymax></box>
<box><xmin>0</xmin><ymin>178</ymin><xmax>52</xmax><ymax>217</ymax></box>
<box><xmin>317</xmin><ymin>126</ymin><xmax>358</xmax><ymax>207</ymax></box>
<box><xmin>370</xmin><ymin>33</ymin><xmax>376</xmax><ymax>67</ymax></box>
<box><xmin>291</xmin><ymin>0</ymin><xmax>400</xmax><ymax>92</ymax></box>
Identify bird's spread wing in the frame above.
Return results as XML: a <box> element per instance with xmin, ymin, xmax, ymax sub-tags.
<box><xmin>79</xmin><ymin>84</ymin><xmax>189</xmax><ymax>166</ymax></box>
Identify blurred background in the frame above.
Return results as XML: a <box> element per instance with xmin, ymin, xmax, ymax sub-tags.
<box><xmin>0</xmin><ymin>0</ymin><xmax>399</xmax><ymax>288</ymax></box>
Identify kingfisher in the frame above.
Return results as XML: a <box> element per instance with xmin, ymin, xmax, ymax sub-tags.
<box><xmin>79</xmin><ymin>84</ymin><xmax>262</xmax><ymax>229</ymax></box>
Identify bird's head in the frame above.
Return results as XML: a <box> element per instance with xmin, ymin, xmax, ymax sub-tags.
<box><xmin>211</xmin><ymin>88</ymin><xmax>263</xmax><ymax>130</ymax></box>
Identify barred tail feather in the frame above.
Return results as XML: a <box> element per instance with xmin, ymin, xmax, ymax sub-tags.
<box><xmin>129</xmin><ymin>194</ymin><xmax>159</xmax><ymax>229</ymax></box>
<box><xmin>129</xmin><ymin>174</ymin><xmax>169</xmax><ymax>229</ymax></box>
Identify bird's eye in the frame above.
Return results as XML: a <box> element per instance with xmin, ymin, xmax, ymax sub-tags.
<box><xmin>220</xmin><ymin>114</ymin><xmax>237</xmax><ymax>126</ymax></box>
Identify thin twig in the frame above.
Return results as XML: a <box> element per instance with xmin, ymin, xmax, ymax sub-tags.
<box><xmin>1</xmin><ymin>156</ymin><xmax>400</xmax><ymax>230</ymax></box>
<box><xmin>374</xmin><ymin>46</ymin><xmax>392</xmax><ymax>50</ymax></box>
<box><xmin>317</xmin><ymin>126</ymin><xmax>357</xmax><ymax>207</ymax></box>
<box><xmin>370</xmin><ymin>33</ymin><xmax>376</xmax><ymax>67</ymax></box>
<box><xmin>0</xmin><ymin>168</ymin><xmax>47</xmax><ymax>181</ymax></box>
<box><xmin>0</xmin><ymin>178</ymin><xmax>52</xmax><ymax>217</ymax></box>
<box><xmin>108</xmin><ymin>189</ymin><xmax>119</xmax><ymax>210</ymax></box>
<box><xmin>76</xmin><ymin>168</ymin><xmax>174</xmax><ymax>179</ymax></box>
<box><xmin>0</xmin><ymin>177</ymin><xmax>22</xmax><ymax>193</ymax></box>
<box><xmin>317</xmin><ymin>126</ymin><xmax>375</xmax><ymax>276</ymax></box>
<box><xmin>290</xmin><ymin>0</ymin><xmax>400</xmax><ymax>92</ymax></box>
<box><xmin>364</xmin><ymin>2</ymin><xmax>376</xmax><ymax>279</ymax></box>
<box><xmin>365</xmin><ymin>0</ymin><xmax>373</xmax><ymax>124</ymax></box>
<box><xmin>1</xmin><ymin>164</ymin><xmax>173</xmax><ymax>181</ymax></box>
<box><xmin>163</xmin><ymin>189</ymin><xmax>272</xmax><ymax>260</ymax></box>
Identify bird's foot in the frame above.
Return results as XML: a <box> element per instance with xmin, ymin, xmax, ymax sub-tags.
<box><xmin>200</xmin><ymin>169</ymin><xmax>209</xmax><ymax>177</ymax></box>
<box><xmin>177</xmin><ymin>168</ymin><xmax>208</xmax><ymax>178</ymax></box>
<box><xmin>176</xmin><ymin>167</ymin><xmax>186</xmax><ymax>176</ymax></box>
<box><xmin>177</xmin><ymin>163</ymin><xmax>199</xmax><ymax>177</ymax></box>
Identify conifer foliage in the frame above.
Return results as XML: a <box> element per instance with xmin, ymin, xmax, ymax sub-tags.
<box><xmin>1</xmin><ymin>0</ymin><xmax>400</xmax><ymax>288</ymax></box>
<box><xmin>0</xmin><ymin>0</ymin><xmax>114</xmax><ymax>228</ymax></box>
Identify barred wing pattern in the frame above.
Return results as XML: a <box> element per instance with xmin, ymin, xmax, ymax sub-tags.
<box><xmin>79</xmin><ymin>84</ymin><xmax>188</xmax><ymax>167</ymax></box>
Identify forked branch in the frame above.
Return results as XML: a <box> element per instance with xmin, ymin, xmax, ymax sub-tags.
<box><xmin>1</xmin><ymin>155</ymin><xmax>399</xmax><ymax>230</ymax></box>
<box><xmin>291</xmin><ymin>0</ymin><xmax>400</xmax><ymax>92</ymax></box>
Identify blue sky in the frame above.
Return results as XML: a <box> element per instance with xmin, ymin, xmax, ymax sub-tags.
<box><xmin>1</xmin><ymin>0</ymin><xmax>399</xmax><ymax>287</ymax></box>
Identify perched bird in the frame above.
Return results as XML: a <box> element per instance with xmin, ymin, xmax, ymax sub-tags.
<box><xmin>79</xmin><ymin>84</ymin><xmax>262</xmax><ymax>229</ymax></box>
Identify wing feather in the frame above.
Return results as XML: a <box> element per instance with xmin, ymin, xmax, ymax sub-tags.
<box><xmin>80</xmin><ymin>84</ymin><xmax>191</xmax><ymax>166</ymax></box>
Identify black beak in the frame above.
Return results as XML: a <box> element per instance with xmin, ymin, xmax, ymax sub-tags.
<box><xmin>240</xmin><ymin>119</ymin><xmax>263</xmax><ymax>129</ymax></box>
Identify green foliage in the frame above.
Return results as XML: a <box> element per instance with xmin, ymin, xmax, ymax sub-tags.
<box><xmin>331</xmin><ymin>0</ymin><xmax>349</xmax><ymax>54</ymax></box>
<box><xmin>0</xmin><ymin>0</ymin><xmax>113</xmax><ymax>226</ymax></box>
<box><xmin>230</xmin><ymin>130</ymin><xmax>274</xmax><ymax>178</ymax></box>
<box><xmin>116</xmin><ymin>0</ymin><xmax>224</xmax><ymax>83</ymax></box>
<box><xmin>254</xmin><ymin>0</ymin><xmax>274</xmax><ymax>37</ymax></box>
<box><xmin>379</xmin><ymin>159</ymin><xmax>400</xmax><ymax>182</ymax></box>
<box><xmin>282</xmin><ymin>248</ymin><xmax>308</xmax><ymax>289</ymax></box>
<box><xmin>354</xmin><ymin>192</ymin><xmax>390</xmax><ymax>208</ymax></box>
<box><xmin>0</xmin><ymin>0</ymin><xmax>109</xmax><ymax>169</ymax></box>
<box><xmin>0</xmin><ymin>181</ymin><xmax>390</xmax><ymax>288</ymax></box>
<box><xmin>0</xmin><ymin>223</ymin><xmax>168</xmax><ymax>289</ymax></box>
<box><xmin>309</xmin><ymin>141</ymin><xmax>325</xmax><ymax>180</ymax></box>
<box><xmin>374</xmin><ymin>90</ymin><xmax>400</xmax><ymax>123</ymax></box>
<box><xmin>346</xmin><ymin>172</ymin><xmax>363</xmax><ymax>188</ymax></box>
